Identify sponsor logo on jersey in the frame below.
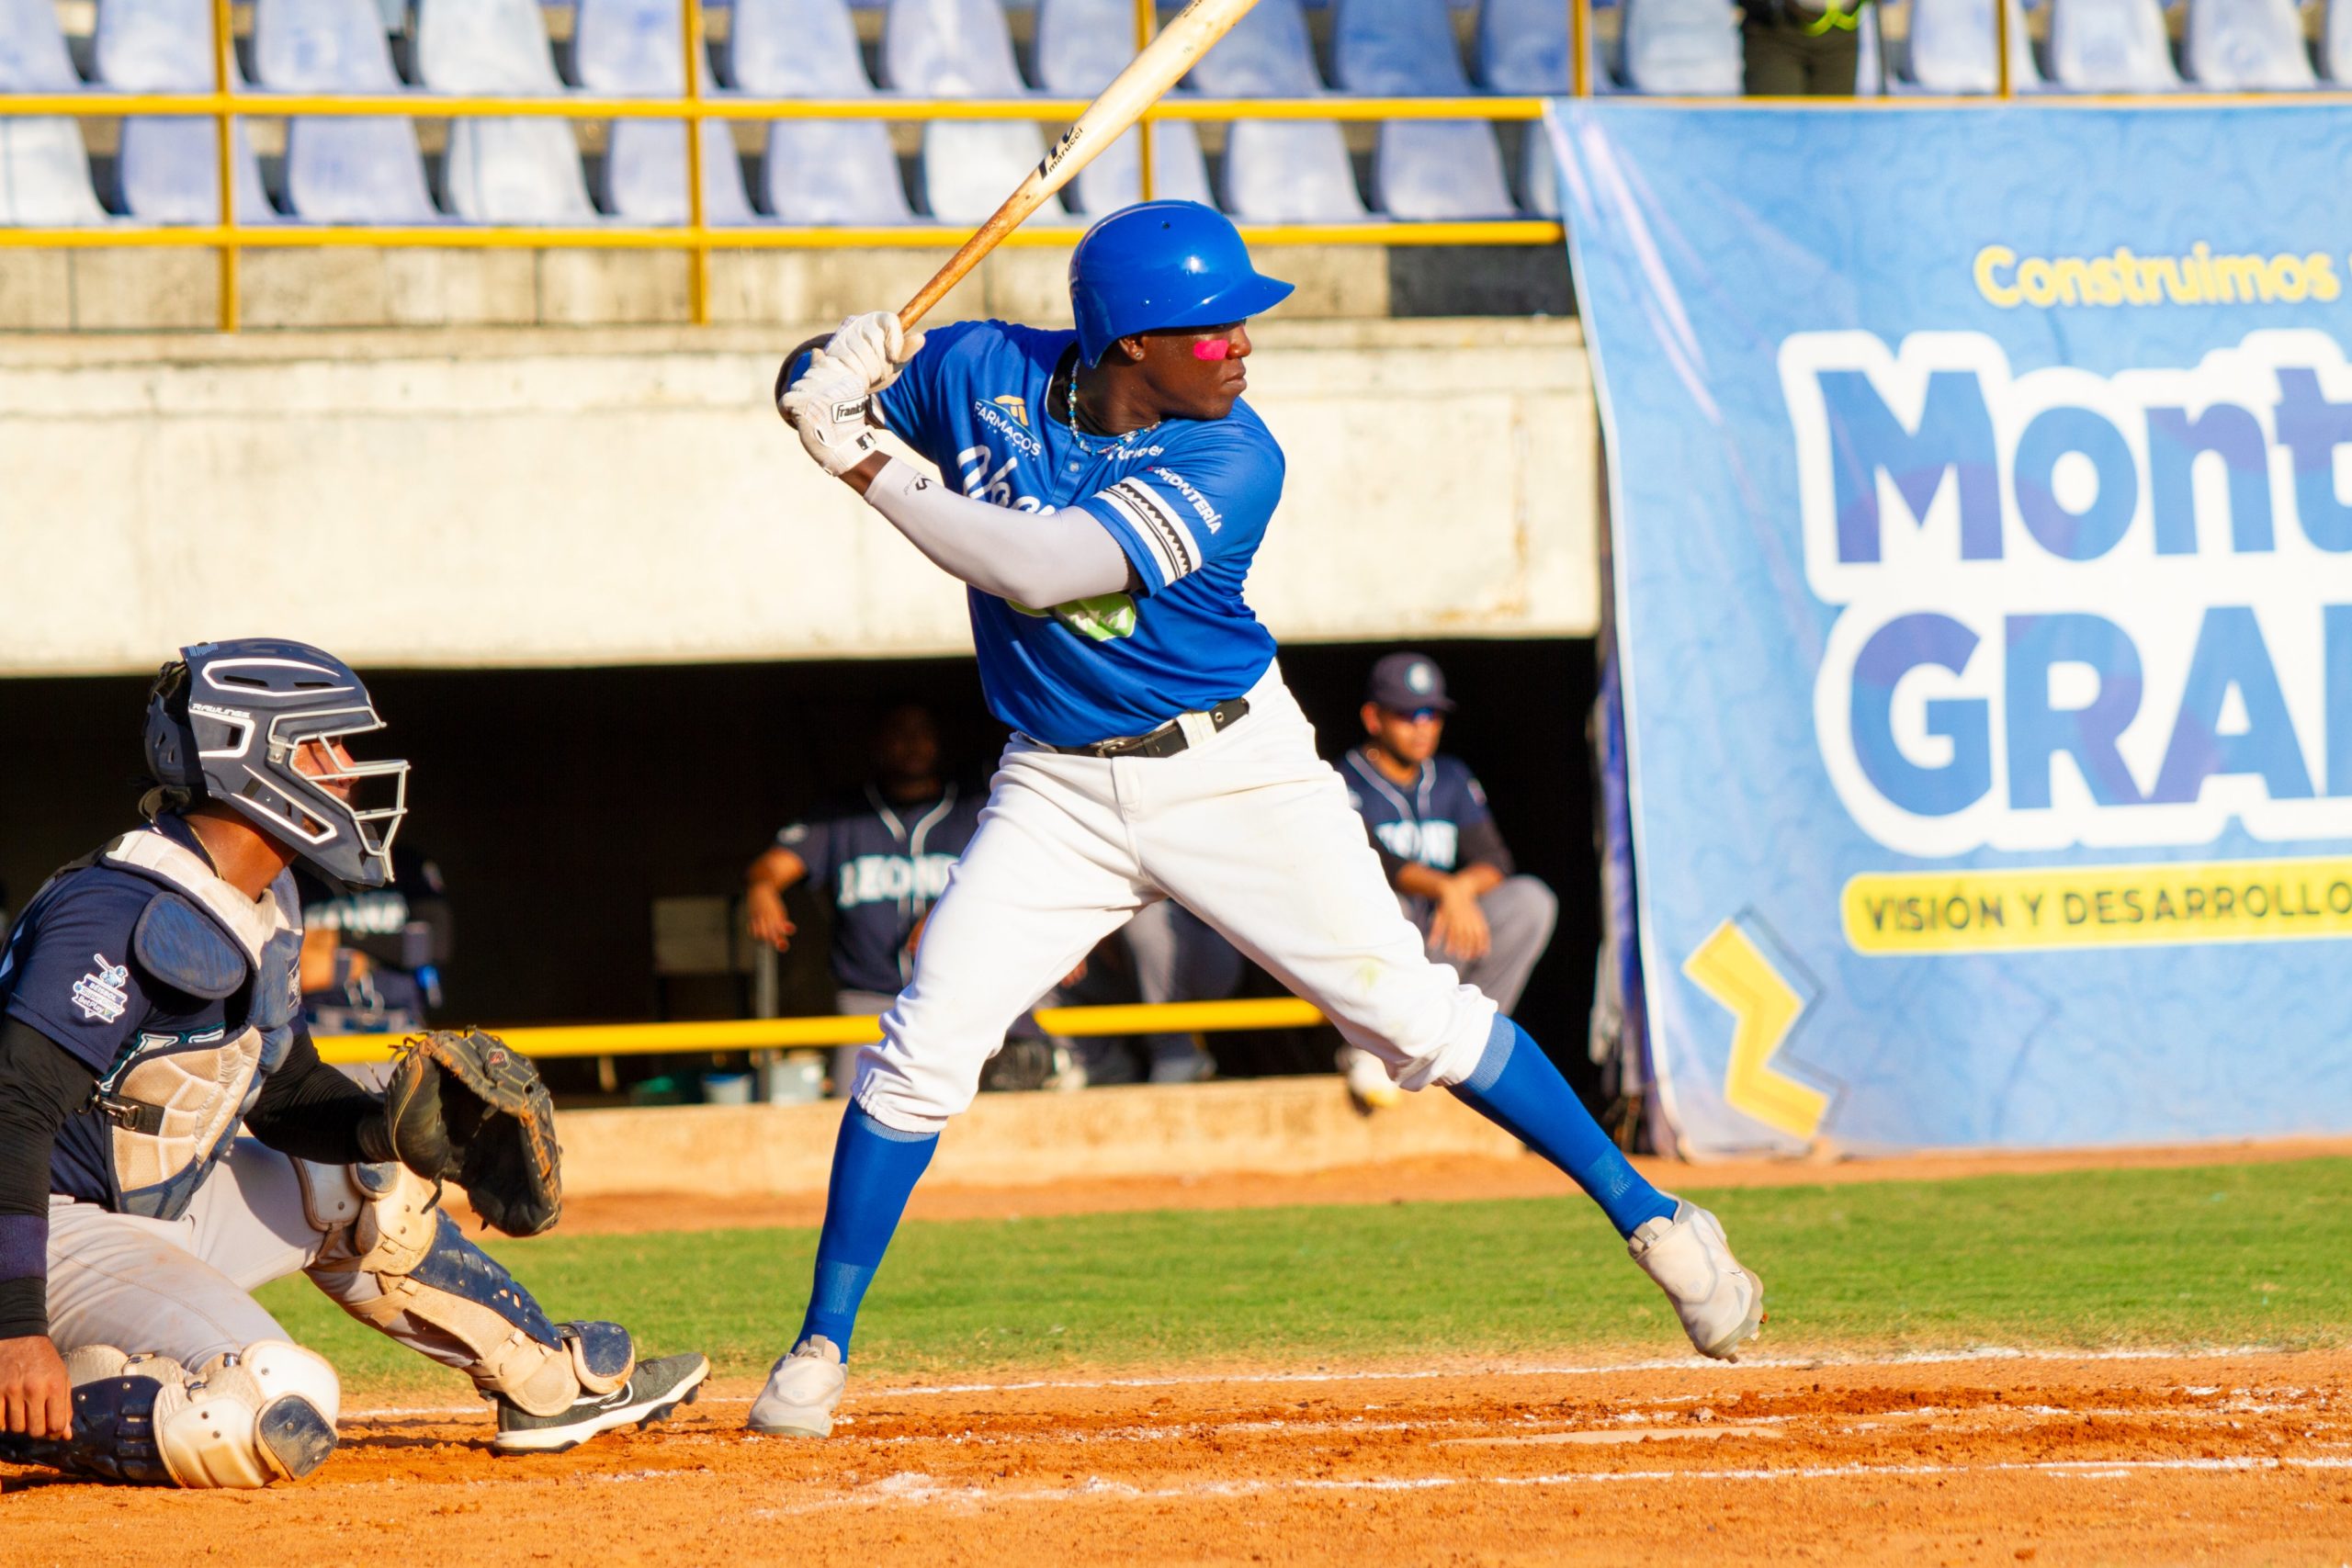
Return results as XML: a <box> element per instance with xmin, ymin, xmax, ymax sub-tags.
<box><xmin>990</xmin><ymin>395</ymin><xmax>1031</xmax><ymax>428</ymax></box>
<box><xmin>973</xmin><ymin>400</ymin><xmax>1044</xmax><ymax>457</ymax></box>
<box><xmin>1149</xmin><ymin>466</ymin><xmax>1224</xmax><ymax>534</ymax></box>
<box><xmin>72</xmin><ymin>953</ymin><xmax>130</xmax><ymax>1023</ymax></box>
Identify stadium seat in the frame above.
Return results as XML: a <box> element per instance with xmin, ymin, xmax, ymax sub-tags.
<box><xmin>0</xmin><ymin>0</ymin><xmax>107</xmax><ymax>224</ymax></box>
<box><xmin>254</xmin><ymin>0</ymin><xmax>440</xmax><ymax>220</ymax></box>
<box><xmin>2046</xmin><ymin>0</ymin><xmax>2181</xmax><ymax>89</ymax></box>
<box><xmin>725</xmin><ymin>0</ymin><xmax>914</xmax><ymax>221</ymax></box>
<box><xmin>880</xmin><ymin>0</ymin><xmax>1066</xmax><ymax>221</ymax></box>
<box><xmin>1334</xmin><ymin>0</ymin><xmax>1514</xmax><ymax>218</ymax></box>
<box><xmin>1195</xmin><ymin>0</ymin><xmax>1364</xmax><ymax>220</ymax></box>
<box><xmin>93</xmin><ymin>0</ymin><xmax>277</xmax><ymax>222</ymax></box>
<box><xmin>1476</xmin><ymin>0</ymin><xmax>1620</xmax><ymax>91</ymax></box>
<box><xmin>576</xmin><ymin>0</ymin><xmax>757</xmax><ymax>222</ymax></box>
<box><xmin>1031</xmin><ymin>0</ymin><xmax>1211</xmax><ymax>212</ymax></box>
<box><xmin>1475</xmin><ymin>0</ymin><xmax>1617</xmax><ymax>217</ymax></box>
<box><xmin>415</xmin><ymin>0</ymin><xmax>595</xmax><ymax>222</ymax></box>
<box><xmin>2327</xmin><ymin>0</ymin><xmax>2352</xmax><ymax>80</ymax></box>
<box><xmin>2184</xmin><ymin>0</ymin><xmax>2316</xmax><ymax>86</ymax></box>
<box><xmin>1618</xmin><ymin>0</ymin><xmax>1741</xmax><ymax>94</ymax></box>
<box><xmin>1904</xmin><ymin>0</ymin><xmax>2043</xmax><ymax>93</ymax></box>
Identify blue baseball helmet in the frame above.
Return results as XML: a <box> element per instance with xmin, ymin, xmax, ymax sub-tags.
<box><xmin>1069</xmin><ymin>201</ymin><xmax>1295</xmax><ymax>367</ymax></box>
<box><xmin>144</xmin><ymin>638</ymin><xmax>411</xmax><ymax>889</ymax></box>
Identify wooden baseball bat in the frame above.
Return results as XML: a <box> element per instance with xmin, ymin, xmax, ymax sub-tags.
<box><xmin>896</xmin><ymin>0</ymin><xmax>1261</xmax><ymax>333</ymax></box>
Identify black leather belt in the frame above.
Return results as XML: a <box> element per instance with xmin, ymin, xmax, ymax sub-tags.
<box><xmin>1046</xmin><ymin>696</ymin><xmax>1251</xmax><ymax>760</ymax></box>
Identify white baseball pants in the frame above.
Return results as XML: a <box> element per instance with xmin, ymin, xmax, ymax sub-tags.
<box><xmin>854</xmin><ymin>663</ymin><xmax>1500</xmax><ymax>1132</ymax></box>
<box><xmin>44</xmin><ymin>1139</ymin><xmax>476</xmax><ymax>1377</ymax></box>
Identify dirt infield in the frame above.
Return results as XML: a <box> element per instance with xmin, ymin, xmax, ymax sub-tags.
<box><xmin>6</xmin><ymin>1348</ymin><xmax>2346</xmax><ymax>1566</ymax></box>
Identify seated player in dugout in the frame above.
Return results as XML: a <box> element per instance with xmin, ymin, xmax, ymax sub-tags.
<box><xmin>299</xmin><ymin>840</ymin><xmax>451</xmax><ymax>1040</ymax></box>
<box><xmin>0</xmin><ymin>640</ymin><xmax>706</xmax><ymax>1488</ymax></box>
<box><xmin>1340</xmin><ymin>652</ymin><xmax>1559</xmax><ymax>1110</ymax></box>
<box><xmin>743</xmin><ymin>703</ymin><xmax>1080</xmax><ymax>1094</ymax></box>
<box><xmin>752</xmin><ymin>201</ymin><xmax>1764</xmax><ymax>1439</ymax></box>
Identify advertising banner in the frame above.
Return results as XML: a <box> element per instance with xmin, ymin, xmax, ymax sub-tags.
<box><xmin>1549</xmin><ymin>103</ymin><xmax>2352</xmax><ymax>1155</ymax></box>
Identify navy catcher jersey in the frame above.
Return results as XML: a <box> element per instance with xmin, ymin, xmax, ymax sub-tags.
<box><xmin>779</xmin><ymin>785</ymin><xmax>983</xmax><ymax>996</ymax></box>
<box><xmin>1342</xmin><ymin>750</ymin><xmax>1494</xmax><ymax>874</ymax></box>
<box><xmin>0</xmin><ymin>816</ymin><xmax>269</xmax><ymax>1205</ymax></box>
<box><xmin>874</xmin><ymin>321</ymin><xmax>1283</xmax><ymax>747</ymax></box>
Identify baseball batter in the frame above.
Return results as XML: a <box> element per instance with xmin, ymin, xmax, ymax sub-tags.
<box><xmin>754</xmin><ymin>202</ymin><xmax>1762</xmax><ymax>1438</ymax></box>
<box><xmin>0</xmin><ymin>640</ymin><xmax>706</xmax><ymax>1486</ymax></box>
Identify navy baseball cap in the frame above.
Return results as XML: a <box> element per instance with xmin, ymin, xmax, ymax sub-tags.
<box><xmin>1366</xmin><ymin>652</ymin><xmax>1454</xmax><ymax>714</ymax></box>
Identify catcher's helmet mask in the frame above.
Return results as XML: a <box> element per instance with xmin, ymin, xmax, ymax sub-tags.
<box><xmin>145</xmin><ymin>640</ymin><xmax>411</xmax><ymax>890</ymax></box>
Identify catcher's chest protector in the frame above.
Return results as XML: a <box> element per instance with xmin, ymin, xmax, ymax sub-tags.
<box><xmin>89</xmin><ymin>832</ymin><xmax>304</xmax><ymax>1221</ymax></box>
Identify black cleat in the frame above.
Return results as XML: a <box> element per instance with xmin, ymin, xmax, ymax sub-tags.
<box><xmin>491</xmin><ymin>1353</ymin><xmax>709</xmax><ymax>1454</ymax></box>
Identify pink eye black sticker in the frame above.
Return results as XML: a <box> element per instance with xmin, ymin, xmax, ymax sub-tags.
<box><xmin>1193</xmin><ymin>339</ymin><xmax>1232</xmax><ymax>361</ymax></box>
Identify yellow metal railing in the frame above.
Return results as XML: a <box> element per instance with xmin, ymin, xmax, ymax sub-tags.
<box><xmin>311</xmin><ymin>996</ymin><xmax>1327</xmax><ymax>1066</ymax></box>
<box><xmin>0</xmin><ymin>0</ymin><xmax>1575</xmax><ymax>331</ymax></box>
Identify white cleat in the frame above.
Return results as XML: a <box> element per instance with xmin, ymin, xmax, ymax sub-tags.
<box><xmin>1339</xmin><ymin>1044</ymin><xmax>1402</xmax><ymax>1112</ymax></box>
<box><xmin>1627</xmin><ymin>1201</ymin><xmax>1765</xmax><ymax>1360</ymax></box>
<box><xmin>747</xmin><ymin>1336</ymin><xmax>847</xmax><ymax>1438</ymax></box>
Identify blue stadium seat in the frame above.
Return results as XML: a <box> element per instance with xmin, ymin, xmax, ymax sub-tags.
<box><xmin>1476</xmin><ymin>0</ymin><xmax>1619</xmax><ymax>91</ymax></box>
<box><xmin>1032</xmin><ymin>0</ymin><xmax>1211</xmax><ymax>212</ymax></box>
<box><xmin>576</xmin><ymin>0</ymin><xmax>757</xmax><ymax>222</ymax></box>
<box><xmin>2184</xmin><ymin>0</ymin><xmax>2316</xmax><ymax>86</ymax></box>
<box><xmin>1334</xmin><ymin>0</ymin><xmax>1514</xmax><ymax>218</ymax></box>
<box><xmin>0</xmin><ymin>0</ymin><xmax>107</xmax><ymax>223</ymax></box>
<box><xmin>725</xmin><ymin>0</ymin><xmax>915</xmax><ymax>220</ymax></box>
<box><xmin>96</xmin><ymin>0</ymin><xmax>278</xmax><ymax>222</ymax></box>
<box><xmin>1475</xmin><ymin>0</ymin><xmax>1616</xmax><ymax>217</ymax></box>
<box><xmin>1195</xmin><ymin>0</ymin><xmax>1364</xmax><ymax>220</ymax></box>
<box><xmin>1904</xmin><ymin>0</ymin><xmax>2042</xmax><ymax>92</ymax></box>
<box><xmin>881</xmin><ymin>0</ymin><xmax>1067</xmax><ymax>221</ymax></box>
<box><xmin>1618</xmin><ymin>0</ymin><xmax>1740</xmax><ymax>94</ymax></box>
<box><xmin>2047</xmin><ymin>0</ymin><xmax>2181</xmax><ymax>89</ymax></box>
<box><xmin>415</xmin><ymin>0</ymin><xmax>595</xmax><ymax>222</ymax></box>
<box><xmin>254</xmin><ymin>0</ymin><xmax>441</xmax><ymax>220</ymax></box>
<box><xmin>2327</xmin><ymin>0</ymin><xmax>2352</xmax><ymax>80</ymax></box>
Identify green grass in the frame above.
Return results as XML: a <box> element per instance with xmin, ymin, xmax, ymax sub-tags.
<box><xmin>258</xmin><ymin>1156</ymin><xmax>2352</xmax><ymax>1391</ymax></box>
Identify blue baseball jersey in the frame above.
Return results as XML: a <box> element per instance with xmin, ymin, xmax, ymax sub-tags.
<box><xmin>780</xmin><ymin>785</ymin><xmax>983</xmax><ymax>996</ymax></box>
<box><xmin>874</xmin><ymin>321</ymin><xmax>1283</xmax><ymax>747</ymax></box>
<box><xmin>1342</xmin><ymin>750</ymin><xmax>1494</xmax><ymax>874</ymax></box>
<box><xmin>0</xmin><ymin>817</ymin><xmax>275</xmax><ymax>1206</ymax></box>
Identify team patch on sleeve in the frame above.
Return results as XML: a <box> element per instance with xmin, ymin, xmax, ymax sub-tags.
<box><xmin>1094</xmin><ymin>476</ymin><xmax>1205</xmax><ymax>591</ymax></box>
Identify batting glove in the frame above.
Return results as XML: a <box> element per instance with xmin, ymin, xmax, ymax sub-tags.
<box><xmin>821</xmin><ymin>310</ymin><xmax>927</xmax><ymax>397</ymax></box>
<box><xmin>780</xmin><ymin>352</ymin><xmax>885</xmax><ymax>477</ymax></box>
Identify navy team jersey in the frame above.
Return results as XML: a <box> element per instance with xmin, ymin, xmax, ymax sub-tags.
<box><xmin>0</xmin><ymin>817</ymin><xmax>254</xmax><ymax>1204</ymax></box>
<box><xmin>875</xmin><ymin>321</ymin><xmax>1283</xmax><ymax>747</ymax></box>
<box><xmin>780</xmin><ymin>784</ymin><xmax>983</xmax><ymax>996</ymax></box>
<box><xmin>1342</xmin><ymin>750</ymin><xmax>1494</xmax><ymax>874</ymax></box>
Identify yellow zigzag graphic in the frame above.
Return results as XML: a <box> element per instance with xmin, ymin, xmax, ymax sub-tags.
<box><xmin>1680</xmin><ymin>920</ymin><xmax>1829</xmax><ymax>1141</ymax></box>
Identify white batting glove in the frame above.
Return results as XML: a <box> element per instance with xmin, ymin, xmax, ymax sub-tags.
<box><xmin>820</xmin><ymin>310</ymin><xmax>927</xmax><ymax>396</ymax></box>
<box><xmin>780</xmin><ymin>352</ymin><xmax>884</xmax><ymax>477</ymax></box>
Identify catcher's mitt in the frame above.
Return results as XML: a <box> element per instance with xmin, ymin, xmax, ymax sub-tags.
<box><xmin>376</xmin><ymin>1028</ymin><xmax>562</xmax><ymax>1236</ymax></box>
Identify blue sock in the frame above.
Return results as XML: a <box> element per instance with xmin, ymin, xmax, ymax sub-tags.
<box><xmin>796</xmin><ymin>1105</ymin><xmax>939</xmax><ymax>1359</ymax></box>
<box><xmin>1448</xmin><ymin>1017</ymin><xmax>1677</xmax><ymax>1239</ymax></box>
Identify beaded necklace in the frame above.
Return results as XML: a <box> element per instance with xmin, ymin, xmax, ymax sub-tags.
<box><xmin>1060</xmin><ymin>350</ymin><xmax>1160</xmax><ymax>457</ymax></box>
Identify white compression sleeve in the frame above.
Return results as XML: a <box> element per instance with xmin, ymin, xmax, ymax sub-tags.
<box><xmin>864</xmin><ymin>457</ymin><xmax>1136</xmax><ymax>605</ymax></box>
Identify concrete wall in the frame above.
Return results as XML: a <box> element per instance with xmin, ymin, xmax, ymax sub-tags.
<box><xmin>555</xmin><ymin>1077</ymin><xmax>1527</xmax><ymax>1199</ymax></box>
<box><xmin>0</xmin><ymin>318</ymin><xmax>1597</xmax><ymax>675</ymax></box>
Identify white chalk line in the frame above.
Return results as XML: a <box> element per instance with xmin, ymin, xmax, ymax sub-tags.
<box><xmin>749</xmin><ymin>1453</ymin><xmax>2352</xmax><ymax>1517</ymax></box>
<box><xmin>343</xmin><ymin>1343</ymin><xmax>2316</xmax><ymax>1421</ymax></box>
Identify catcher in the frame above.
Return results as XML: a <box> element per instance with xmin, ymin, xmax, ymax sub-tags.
<box><xmin>0</xmin><ymin>638</ymin><xmax>706</xmax><ymax>1488</ymax></box>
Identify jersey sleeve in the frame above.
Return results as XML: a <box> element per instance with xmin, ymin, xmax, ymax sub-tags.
<box><xmin>1452</xmin><ymin>762</ymin><xmax>1495</xmax><ymax>829</ymax></box>
<box><xmin>0</xmin><ymin>875</ymin><xmax>157</xmax><ymax>1074</ymax></box>
<box><xmin>775</xmin><ymin>817</ymin><xmax>837</xmax><ymax>892</ymax></box>
<box><xmin>1076</xmin><ymin>427</ymin><xmax>1284</xmax><ymax>596</ymax></box>
<box><xmin>872</xmin><ymin>321</ymin><xmax>992</xmax><ymax>466</ymax></box>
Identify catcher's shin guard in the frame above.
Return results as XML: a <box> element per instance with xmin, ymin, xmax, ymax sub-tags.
<box><xmin>297</xmin><ymin>1159</ymin><xmax>633</xmax><ymax>1416</ymax></box>
<box><xmin>0</xmin><ymin>1341</ymin><xmax>340</xmax><ymax>1488</ymax></box>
